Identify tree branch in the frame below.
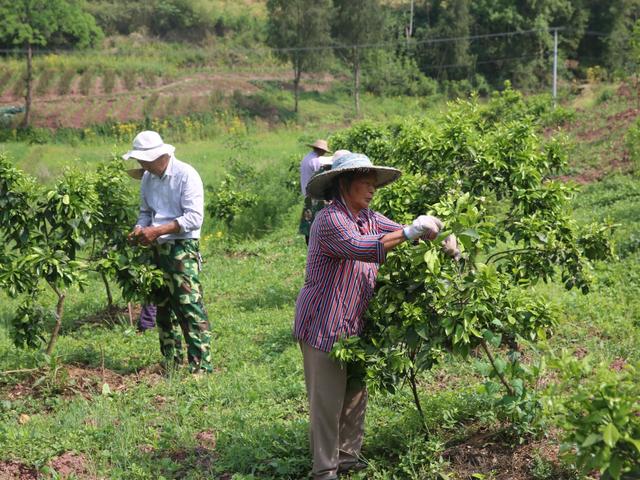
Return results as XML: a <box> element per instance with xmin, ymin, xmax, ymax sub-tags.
<box><xmin>485</xmin><ymin>247</ymin><xmax>545</xmax><ymax>264</ymax></box>
<box><xmin>480</xmin><ymin>339</ymin><xmax>515</xmax><ymax>397</ymax></box>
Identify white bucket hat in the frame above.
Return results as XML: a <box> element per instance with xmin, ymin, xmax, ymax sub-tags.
<box><xmin>318</xmin><ymin>149</ymin><xmax>351</xmax><ymax>167</ymax></box>
<box><xmin>122</xmin><ymin>131</ymin><xmax>175</xmax><ymax>162</ymax></box>
<box><xmin>306</xmin><ymin>152</ymin><xmax>401</xmax><ymax>200</ymax></box>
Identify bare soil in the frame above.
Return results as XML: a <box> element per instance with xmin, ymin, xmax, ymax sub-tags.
<box><xmin>444</xmin><ymin>428</ymin><xmax>562</xmax><ymax>480</ymax></box>
<box><xmin>0</xmin><ymin>452</ymin><xmax>98</xmax><ymax>480</ymax></box>
<box><xmin>0</xmin><ymin>460</ymin><xmax>38</xmax><ymax>480</ymax></box>
<box><xmin>0</xmin><ymin>69</ymin><xmax>333</xmax><ymax>128</ymax></box>
<box><xmin>2</xmin><ymin>363</ymin><xmax>164</xmax><ymax>403</ymax></box>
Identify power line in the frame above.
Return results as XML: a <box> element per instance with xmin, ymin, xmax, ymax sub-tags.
<box><xmin>422</xmin><ymin>55</ymin><xmax>540</xmax><ymax>71</ymax></box>
<box><xmin>0</xmin><ymin>26</ymin><xmax>584</xmax><ymax>56</ymax></box>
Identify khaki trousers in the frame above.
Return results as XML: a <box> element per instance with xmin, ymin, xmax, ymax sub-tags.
<box><xmin>300</xmin><ymin>341</ymin><xmax>367</xmax><ymax>480</ymax></box>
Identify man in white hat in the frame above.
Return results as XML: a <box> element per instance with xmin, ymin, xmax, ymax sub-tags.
<box><xmin>124</xmin><ymin>130</ymin><xmax>212</xmax><ymax>374</ymax></box>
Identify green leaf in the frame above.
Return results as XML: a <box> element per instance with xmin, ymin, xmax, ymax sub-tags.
<box><xmin>602</xmin><ymin>423</ymin><xmax>620</xmax><ymax>448</ymax></box>
<box><xmin>101</xmin><ymin>383</ymin><xmax>112</xmax><ymax>396</ymax></box>
<box><xmin>459</xmin><ymin>229</ymin><xmax>480</xmax><ymax>240</ymax></box>
<box><xmin>482</xmin><ymin>329</ymin><xmax>502</xmax><ymax>348</ymax></box>
<box><xmin>493</xmin><ymin>357</ymin><xmax>507</xmax><ymax>375</ymax></box>
<box><xmin>581</xmin><ymin>433</ymin><xmax>601</xmax><ymax>447</ymax></box>
<box><xmin>626</xmin><ymin>437</ymin><xmax>640</xmax><ymax>454</ymax></box>
<box><xmin>423</xmin><ymin>250</ymin><xmax>440</xmax><ymax>274</ymax></box>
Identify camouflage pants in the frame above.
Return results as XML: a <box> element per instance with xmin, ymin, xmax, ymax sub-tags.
<box><xmin>152</xmin><ymin>239</ymin><xmax>212</xmax><ymax>373</ymax></box>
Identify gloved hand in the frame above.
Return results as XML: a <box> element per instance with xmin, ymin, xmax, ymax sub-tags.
<box><xmin>442</xmin><ymin>234</ymin><xmax>461</xmax><ymax>260</ymax></box>
<box><xmin>403</xmin><ymin>215</ymin><xmax>444</xmax><ymax>241</ymax></box>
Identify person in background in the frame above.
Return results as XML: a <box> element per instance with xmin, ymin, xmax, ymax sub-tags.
<box><xmin>299</xmin><ymin>140</ymin><xmax>351</xmax><ymax>246</ymax></box>
<box><xmin>294</xmin><ymin>152</ymin><xmax>459</xmax><ymax>479</ymax></box>
<box><xmin>124</xmin><ymin>131</ymin><xmax>212</xmax><ymax>374</ymax></box>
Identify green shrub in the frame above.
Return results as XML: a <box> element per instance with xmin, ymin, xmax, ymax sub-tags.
<box><xmin>625</xmin><ymin>118</ymin><xmax>640</xmax><ymax>170</ymax></box>
<box><xmin>10</xmin><ymin>71</ymin><xmax>25</xmax><ymax>98</ymax></box>
<box><xmin>102</xmin><ymin>69</ymin><xmax>116</xmax><ymax>94</ymax></box>
<box><xmin>78</xmin><ymin>69</ymin><xmax>95</xmax><ymax>95</ymax></box>
<box><xmin>363</xmin><ymin>51</ymin><xmax>438</xmax><ymax>97</ymax></box>
<box><xmin>143</xmin><ymin>93</ymin><xmax>160</xmax><ymax>117</ymax></box>
<box><xmin>0</xmin><ymin>70</ymin><xmax>13</xmax><ymax>96</ymax></box>
<box><xmin>122</xmin><ymin>70</ymin><xmax>137</xmax><ymax>91</ymax></box>
<box><xmin>34</xmin><ymin>68</ymin><xmax>56</xmax><ymax>96</ymax></box>
<box><xmin>597</xmin><ymin>87</ymin><xmax>615</xmax><ymax>104</ymax></box>
<box><xmin>553</xmin><ymin>358</ymin><xmax>640</xmax><ymax>480</ymax></box>
<box><xmin>56</xmin><ymin>68</ymin><xmax>76</xmax><ymax>95</ymax></box>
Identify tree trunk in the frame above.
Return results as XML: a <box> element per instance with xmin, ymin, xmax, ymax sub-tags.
<box><xmin>100</xmin><ymin>271</ymin><xmax>113</xmax><ymax>306</ymax></box>
<box><xmin>21</xmin><ymin>42</ymin><xmax>33</xmax><ymax>128</ymax></box>
<box><xmin>353</xmin><ymin>48</ymin><xmax>361</xmax><ymax>117</ymax></box>
<box><xmin>294</xmin><ymin>67</ymin><xmax>301</xmax><ymax>113</ymax></box>
<box><xmin>46</xmin><ymin>287</ymin><xmax>66</xmax><ymax>355</ymax></box>
<box><xmin>409</xmin><ymin>366</ymin><xmax>429</xmax><ymax>438</ymax></box>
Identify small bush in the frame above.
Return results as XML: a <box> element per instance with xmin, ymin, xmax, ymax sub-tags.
<box><xmin>56</xmin><ymin>68</ymin><xmax>76</xmax><ymax>95</ymax></box>
<box><xmin>122</xmin><ymin>70</ymin><xmax>137</xmax><ymax>91</ymax></box>
<box><xmin>625</xmin><ymin>118</ymin><xmax>640</xmax><ymax>171</ymax></box>
<box><xmin>102</xmin><ymin>69</ymin><xmax>116</xmax><ymax>94</ymax></box>
<box><xmin>10</xmin><ymin>72</ymin><xmax>26</xmax><ymax>98</ymax></box>
<box><xmin>142</xmin><ymin>70</ymin><xmax>157</xmax><ymax>88</ymax></box>
<box><xmin>35</xmin><ymin>68</ymin><xmax>56</xmax><ymax>96</ymax></box>
<box><xmin>0</xmin><ymin>70</ymin><xmax>13</xmax><ymax>96</ymax></box>
<box><xmin>597</xmin><ymin>87</ymin><xmax>615</xmax><ymax>104</ymax></box>
<box><xmin>143</xmin><ymin>93</ymin><xmax>160</xmax><ymax>116</ymax></box>
<box><xmin>556</xmin><ymin>361</ymin><xmax>640</xmax><ymax>480</ymax></box>
<box><xmin>78</xmin><ymin>70</ymin><xmax>95</xmax><ymax>95</ymax></box>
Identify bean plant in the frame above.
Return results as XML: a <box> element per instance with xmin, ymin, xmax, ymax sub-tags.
<box><xmin>330</xmin><ymin>85</ymin><xmax>615</xmax><ymax>436</ymax></box>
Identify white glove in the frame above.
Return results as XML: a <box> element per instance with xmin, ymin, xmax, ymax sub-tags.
<box><xmin>442</xmin><ymin>234</ymin><xmax>461</xmax><ymax>260</ymax></box>
<box><xmin>403</xmin><ymin>215</ymin><xmax>443</xmax><ymax>241</ymax></box>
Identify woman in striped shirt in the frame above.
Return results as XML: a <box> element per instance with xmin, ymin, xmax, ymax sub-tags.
<box><xmin>294</xmin><ymin>152</ymin><xmax>458</xmax><ymax>479</ymax></box>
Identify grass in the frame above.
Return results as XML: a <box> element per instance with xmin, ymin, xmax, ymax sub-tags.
<box><xmin>0</xmin><ymin>85</ymin><xmax>639</xmax><ymax>479</ymax></box>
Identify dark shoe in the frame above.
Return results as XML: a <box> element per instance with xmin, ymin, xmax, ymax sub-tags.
<box><xmin>337</xmin><ymin>461</ymin><xmax>367</xmax><ymax>474</ymax></box>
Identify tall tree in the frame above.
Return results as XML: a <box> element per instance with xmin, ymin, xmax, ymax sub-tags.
<box><xmin>332</xmin><ymin>0</ymin><xmax>386</xmax><ymax>116</ymax></box>
<box><xmin>0</xmin><ymin>0</ymin><xmax>102</xmax><ymax>127</ymax></box>
<box><xmin>266</xmin><ymin>0</ymin><xmax>332</xmax><ymax>113</ymax></box>
<box><xmin>414</xmin><ymin>0</ymin><xmax>473</xmax><ymax>81</ymax></box>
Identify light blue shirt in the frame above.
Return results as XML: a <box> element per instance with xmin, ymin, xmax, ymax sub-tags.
<box><xmin>300</xmin><ymin>151</ymin><xmax>321</xmax><ymax>196</ymax></box>
<box><xmin>136</xmin><ymin>156</ymin><xmax>204</xmax><ymax>244</ymax></box>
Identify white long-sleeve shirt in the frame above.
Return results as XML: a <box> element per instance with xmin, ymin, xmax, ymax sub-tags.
<box><xmin>136</xmin><ymin>156</ymin><xmax>204</xmax><ymax>244</ymax></box>
<box><xmin>300</xmin><ymin>151</ymin><xmax>321</xmax><ymax>196</ymax></box>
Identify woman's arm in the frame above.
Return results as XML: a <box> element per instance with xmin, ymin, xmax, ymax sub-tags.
<box><xmin>379</xmin><ymin>229</ymin><xmax>408</xmax><ymax>251</ymax></box>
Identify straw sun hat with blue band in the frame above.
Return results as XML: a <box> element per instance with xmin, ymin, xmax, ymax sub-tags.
<box><xmin>305</xmin><ymin>152</ymin><xmax>402</xmax><ymax>200</ymax></box>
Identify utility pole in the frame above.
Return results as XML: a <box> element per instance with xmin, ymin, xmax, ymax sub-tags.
<box><xmin>409</xmin><ymin>0</ymin><xmax>414</xmax><ymax>37</ymax></box>
<box><xmin>406</xmin><ymin>0</ymin><xmax>414</xmax><ymax>46</ymax></box>
<box><xmin>552</xmin><ymin>27</ymin><xmax>558</xmax><ymax>107</ymax></box>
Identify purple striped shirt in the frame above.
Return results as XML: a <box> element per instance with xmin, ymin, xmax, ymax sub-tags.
<box><xmin>294</xmin><ymin>197</ymin><xmax>402</xmax><ymax>352</ymax></box>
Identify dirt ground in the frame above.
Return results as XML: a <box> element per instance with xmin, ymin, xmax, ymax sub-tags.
<box><xmin>0</xmin><ymin>452</ymin><xmax>96</xmax><ymax>480</ymax></box>
<box><xmin>443</xmin><ymin>428</ymin><xmax>563</xmax><ymax>480</ymax></box>
<box><xmin>0</xmin><ymin>69</ymin><xmax>334</xmax><ymax>128</ymax></box>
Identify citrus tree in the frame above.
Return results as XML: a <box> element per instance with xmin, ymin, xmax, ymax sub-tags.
<box><xmin>0</xmin><ymin>153</ymin><xmax>162</xmax><ymax>353</ymax></box>
<box><xmin>0</xmin><ymin>155</ymin><xmax>98</xmax><ymax>353</ymax></box>
<box><xmin>329</xmin><ymin>86</ymin><xmax>614</xmax><ymax>433</ymax></box>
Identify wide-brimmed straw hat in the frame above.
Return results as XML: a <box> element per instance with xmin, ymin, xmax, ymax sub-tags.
<box><xmin>306</xmin><ymin>152</ymin><xmax>401</xmax><ymax>200</ymax></box>
<box><xmin>122</xmin><ymin>130</ymin><xmax>175</xmax><ymax>162</ymax></box>
<box><xmin>306</xmin><ymin>139</ymin><xmax>330</xmax><ymax>153</ymax></box>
